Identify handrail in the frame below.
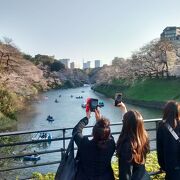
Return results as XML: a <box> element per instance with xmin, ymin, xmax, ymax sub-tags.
<box><xmin>0</xmin><ymin>118</ymin><xmax>161</xmax><ymax>137</ymax></box>
<box><xmin>0</xmin><ymin>118</ymin><xmax>162</xmax><ymax>178</ymax></box>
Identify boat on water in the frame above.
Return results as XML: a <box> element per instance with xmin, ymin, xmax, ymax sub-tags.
<box><xmin>83</xmin><ymin>84</ymin><xmax>90</xmax><ymax>87</ymax></box>
<box><xmin>23</xmin><ymin>154</ymin><xmax>41</xmax><ymax>161</ymax></box>
<box><xmin>98</xmin><ymin>101</ymin><xmax>104</xmax><ymax>107</ymax></box>
<box><xmin>76</xmin><ymin>96</ymin><xmax>83</xmax><ymax>99</ymax></box>
<box><xmin>47</xmin><ymin>115</ymin><xmax>54</xmax><ymax>121</ymax></box>
<box><xmin>32</xmin><ymin>132</ymin><xmax>52</xmax><ymax>141</ymax></box>
<box><xmin>55</xmin><ymin>99</ymin><xmax>59</xmax><ymax>103</ymax></box>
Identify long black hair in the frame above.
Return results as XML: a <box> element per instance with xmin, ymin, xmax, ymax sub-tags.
<box><xmin>163</xmin><ymin>101</ymin><xmax>180</xmax><ymax>128</ymax></box>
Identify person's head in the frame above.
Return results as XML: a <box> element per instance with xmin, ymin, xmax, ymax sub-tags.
<box><xmin>117</xmin><ymin>110</ymin><xmax>149</xmax><ymax>164</ymax></box>
<box><xmin>92</xmin><ymin>117</ymin><xmax>111</xmax><ymax>148</ymax></box>
<box><xmin>163</xmin><ymin>101</ymin><xmax>180</xmax><ymax>128</ymax></box>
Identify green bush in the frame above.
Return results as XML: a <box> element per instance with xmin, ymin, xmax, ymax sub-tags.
<box><xmin>32</xmin><ymin>172</ymin><xmax>55</xmax><ymax>180</ymax></box>
<box><xmin>0</xmin><ymin>87</ymin><xmax>17</xmax><ymax>119</ymax></box>
<box><xmin>50</xmin><ymin>60</ymin><xmax>65</xmax><ymax>71</ymax></box>
<box><xmin>112</xmin><ymin>151</ymin><xmax>165</xmax><ymax>180</ymax></box>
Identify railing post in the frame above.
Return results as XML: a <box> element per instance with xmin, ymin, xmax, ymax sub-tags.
<box><xmin>62</xmin><ymin>129</ymin><xmax>66</xmax><ymax>151</ymax></box>
<box><xmin>60</xmin><ymin>129</ymin><xmax>66</xmax><ymax>160</ymax></box>
<box><xmin>155</xmin><ymin>120</ymin><xmax>159</xmax><ymax>132</ymax></box>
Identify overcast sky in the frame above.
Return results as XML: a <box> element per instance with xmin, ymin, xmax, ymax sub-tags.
<box><xmin>0</xmin><ymin>0</ymin><xmax>180</xmax><ymax>67</ymax></box>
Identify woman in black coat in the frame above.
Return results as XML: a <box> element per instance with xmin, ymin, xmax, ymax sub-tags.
<box><xmin>72</xmin><ymin>108</ymin><xmax>115</xmax><ymax>180</ymax></box>
<box><xmin>116</xmin><ymin>102</ymin><xmax>150</xmax><ymax>180</ymax></box>
<box><xmin>157</xmin><ymin>101</ymin><xmax>180</xmax><ymax>180</ymax></box>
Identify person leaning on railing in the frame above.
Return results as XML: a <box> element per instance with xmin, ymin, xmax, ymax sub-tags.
<box><xmin>116</xmin><ymin>102</ymin><xmax>150</xmax><ymax>180</ymax></box>
<box><xmin>72</xmin><ymin>108</ymin><xmax>115</xmax><ymax>180</ymax></box>
<box><xmin>157</xmin><ymin>101</ymin><xmax>180</xmax><ymax>180</ymax></box>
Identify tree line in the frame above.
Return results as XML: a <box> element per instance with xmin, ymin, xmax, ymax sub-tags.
<box><xmin>111</xmin><ymin>39</ymin><xmax>180</xmax><ymax>83</ymax></box>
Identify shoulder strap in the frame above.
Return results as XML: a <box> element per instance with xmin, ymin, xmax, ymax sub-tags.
<box><xmin>165</xmin><ymin>123</ymin><xmax>180</xmax><ymax>142</ymax></box>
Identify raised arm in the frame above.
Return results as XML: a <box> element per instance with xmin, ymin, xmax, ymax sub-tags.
<box><xmin>117</xmin><ymin>102</ymin><xmax>128</xmax><ymax>120</ymax></box>
<box><xmin>72</xmin><ymin>111</ymin><xmax>90</xmax><ymax>147</ymax></box>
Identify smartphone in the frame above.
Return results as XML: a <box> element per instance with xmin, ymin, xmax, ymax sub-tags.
<box><xmin>90</xmin><ymin>98</ymin><xmax>98</xmax><ymax>112</ymax></box>
<box><xmin>115</xmin><ymin>93</ymin><xmax>122</xmax><ymax>106</ymax></box>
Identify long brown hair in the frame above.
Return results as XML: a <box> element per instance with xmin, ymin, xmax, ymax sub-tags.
<box><xmin>92</xmin><ymin>117</ymin><xmax>111</xmax><ymax>148</ymax></box>
<box><xmin>117</xmin><ymin>110</ymin><xmax>149</xmax><ymax>164</ymax></box>
<box><xmin>163</xmin><ymin>101</ymin><xmax>180</xmax><ymax>128</ymax></box>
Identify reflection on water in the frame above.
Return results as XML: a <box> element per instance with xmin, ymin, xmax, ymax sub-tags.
<box><xmin>1</xmin><ymin>87</ymin><xmax>162</xmax><ymax>179</ymax></box>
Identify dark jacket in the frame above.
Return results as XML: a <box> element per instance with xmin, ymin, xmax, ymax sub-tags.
<box><xmin>72</xmin><ymin>117</ymin><xmax>115</xmax><ymax>180</ymax></box>
<box><xmin>157</xmin><ymin>122</ymin><xmax>180</xmax><ymax>180</ymax></box>
<box><xmin>117</xmin><ymin>138</ymin><xmax>150</xmax><ymax>180</ymax></box>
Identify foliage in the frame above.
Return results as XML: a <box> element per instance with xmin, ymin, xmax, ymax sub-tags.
<box><xmin>34</xmin><ymin>54</ymin><xmax>55</xmax><ymax>66</ymax></box>
<box><xmin>63</xmin><ymin>80</ymin><xmax>74</xmax><ymax>88</ymax></box>
<box><xmin>130</xmin><ymin>39</ymin><xmax>176</xmax><ymax>79</ymax></box>
<box><xmin>94</xmin><ymin>78</ymin><xmax>180</xmax><ymax>102</ymax></box>
<box><xmin>50</xmin><ymin>60</ymin><xmax>65</xmax><ymax>71</ymax></box>
<box><xmin>23</xmin><ymin>53</ymin><xmax>34</xmax><ymax>61</ymax></box>
<box><xmin>124</xmin><ymin>78</ymin><xmax>180</xmax><ymax>101</ymax></box>
<box><xmin>0</xmin><ymin>112</ymin><xmax>16</xmax><ymax>131</ymax></box>
<box><xmin>0</xmin><ymin>86</ymin><xmax>18</xmax><ymax>119</ymax></box>
<box><xmin>32</xmin><ymin>172</ymin><xmax>55</xmax><ymax>180</ymax></box>
<box><xmin>111</xmin><ymin>151</ymin><xmax>165</xmax><ymax>180</ymax></box>
<box><xmin>0</xmin><ymin>37</ymin><xmax>21</xmax><ymax>68</ymax></box>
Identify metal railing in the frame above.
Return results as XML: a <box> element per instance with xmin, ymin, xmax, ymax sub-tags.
<box><xmin>0</xmin><ymin>118</ymin><xmax>162</xmax><ymax>178</ymax></box>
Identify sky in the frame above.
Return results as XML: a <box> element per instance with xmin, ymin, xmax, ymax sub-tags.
<box><xmin>0</xmin><ymin>0</ymin><xmax>180</xmax><ymax>67</ymax></box>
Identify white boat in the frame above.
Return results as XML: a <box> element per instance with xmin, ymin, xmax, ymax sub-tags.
<box><xmin>83</xmin><ymin>84</ymin><xmax>90</xmax><ymax>87</ymax></box>
<box><xmin>32</xmin><ymin>132</ymin><xmax>52</xmax><ymax>141</ymax></box>
<box><xmin>23</xmin><ymin>154</ymin><xmax>41</xmax><ymax>161</ymax></box>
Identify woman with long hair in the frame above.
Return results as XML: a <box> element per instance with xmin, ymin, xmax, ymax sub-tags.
<box><xmin>72</xmin><ymin>106</ymin><xmax>115</xmax><ymax>180</ymax></box>
<box><xmin>157</xmin><ymin>101</ymin><xmax>180</xmax><ymax>180</ymax></box>
<box><xmin>116</xmin><ymin>102</ymin><xmax>150</xmax><ymax>180</ymax></box>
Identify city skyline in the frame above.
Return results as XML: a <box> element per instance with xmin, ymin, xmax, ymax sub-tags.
<box><xmin>1</xmin><ymin>0</ymin><xmax>180</xmax><ymax>65</ymax></box>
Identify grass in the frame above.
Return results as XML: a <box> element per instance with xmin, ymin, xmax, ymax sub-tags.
<box><xmin>31</xmin><ymin>151</ymin><xmax>165</xmax><ymax>180</ymax></box>
<box><xmin>94</xmin><ymin>78</ymin><xmax>180</xmax><ymax>102</ymax></box>
<box><xmin>125</xmin><ymin>78</ymin><xmax>180</xmax><ymax>102</ymax></box>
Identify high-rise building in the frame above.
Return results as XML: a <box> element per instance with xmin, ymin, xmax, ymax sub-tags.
<box><xmin>161</xmin><ymin>26</ymin><xmax>180</xmax><ymax>41</ymax></box>
<box><xmin>83</xmin><ymin>61</ymin><xmax>91</xmax><ymax>69</ymax></box>
<box><xmin>59</xmin><ymin>59</ymin><xmax>70</xmax><ymax>68</ymax></box>
<box><xmin>86</xmin><ymin>61</ymin><xmax>91</xmax><ymax>68</ymax></box>
<box><xmin>83</xmin><ymin>62</ymin><xmax>87</xmax><ymax>69</ymax></box>
<box><xmin>70</xmin><ymin>62</ymin><xmax>75</xmax><ymax>69</ymax></box>
<box><xmin>95</xmin><ymin>60</ymin><xmax>100</xmax><ymax>68</ymax></box>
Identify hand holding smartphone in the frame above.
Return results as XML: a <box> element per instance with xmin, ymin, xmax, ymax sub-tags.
<box><xmin>115</xmin><ymin>93</ymin><xmax>122</xmax><ymax>106</ymax></box>
<box><xmin>86</xmin><ymin>98</ymin><xmax>99</xmax><ymax>112</ymax></box>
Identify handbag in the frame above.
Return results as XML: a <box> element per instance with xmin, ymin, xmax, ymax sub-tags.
<box><xmin>55</xmin><ymin>136</ymin><xmax>78</xmax><ymax>180</ymax></box>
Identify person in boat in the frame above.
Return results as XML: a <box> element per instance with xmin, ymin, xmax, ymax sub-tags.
<box><xmin>72</xmin><ymin>106</ymin><xmax>115</xmax><ymax>180</ymax></box>
<box><xmin>41</xmin><ymin>132</ymin><xmax>47</xmax><ymax>139</ymax></box>
<box><xmin>34</xmin><ymin>150</ymin><xmax>38</xmax><ymax>157</ymax></box>
<box><xmin>116</xmin><ymin>102</ymin><xmax>150</xmax><ymax>180</ymax></box>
